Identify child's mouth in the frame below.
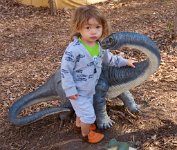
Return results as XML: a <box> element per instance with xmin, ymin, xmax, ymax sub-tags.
<box><xmin>90</xmin><ymin>36</ymin><xmax>97</xmax><ymax>39</ymax></box>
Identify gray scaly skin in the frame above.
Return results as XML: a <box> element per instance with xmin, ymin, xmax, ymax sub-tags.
<box><xmin>8</xmin><ymin>32</ymin><xmax>160</xmax><ymax>129</ymax></box>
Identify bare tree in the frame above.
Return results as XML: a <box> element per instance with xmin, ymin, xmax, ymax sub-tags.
<box><xmin>48</xmin><ymin>0</ymin><xmax>57</xmax><ymax>15</ymax></box>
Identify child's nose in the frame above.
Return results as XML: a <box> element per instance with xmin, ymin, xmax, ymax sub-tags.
<box><xmin>91</xmin><ymin>28</ymin><xmax>97</xmax><ymax>34</ymax></box>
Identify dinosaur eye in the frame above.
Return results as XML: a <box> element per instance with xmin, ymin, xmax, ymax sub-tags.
<box><xmin>108</xmin><ymin>37</ymin><xmax>113</xmax><ymax>43</ymax></box>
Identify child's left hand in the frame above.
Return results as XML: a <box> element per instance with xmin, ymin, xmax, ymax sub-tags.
<box><xmin>127</xmin><ymin>59</ymin><xmax>137</xmax><ymax>68</ymax></box>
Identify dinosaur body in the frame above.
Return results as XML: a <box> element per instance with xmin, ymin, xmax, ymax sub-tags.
<box><xmin>8</xmin><ymin>32</ymin><xmax>160</xmax><ymax>129</ymax></box>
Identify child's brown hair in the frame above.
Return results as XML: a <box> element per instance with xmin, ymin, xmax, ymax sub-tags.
<box><xmin>71</xmin><ymin>5</ymin><xmax>110</xmax><ymax>39</ymax></box>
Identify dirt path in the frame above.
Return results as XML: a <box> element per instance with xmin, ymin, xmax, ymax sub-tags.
<box><xmin>0</xmin><ymin>0</ymin><xmax>177</xmax><ymax>149</ymax></box>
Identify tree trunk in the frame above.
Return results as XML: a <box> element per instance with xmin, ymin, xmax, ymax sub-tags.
<box><xmin>48</xmin><ymin>0</ymin><xmax>57</xmax><ymax>16</ymax></box>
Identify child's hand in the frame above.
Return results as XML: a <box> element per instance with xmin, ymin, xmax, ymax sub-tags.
<box><xmin>68</xmin><ymin>94</ymin><xmax>79</xmax><ymax>100</ymax></box>
<box><xmin>127</xmin><ymin>59</ymin><xmax>137</xmax><ymax>68</ymax></box>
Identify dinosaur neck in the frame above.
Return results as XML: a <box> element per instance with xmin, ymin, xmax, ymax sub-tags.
<box><xmin>105</xmin><ymin>60</ymin><xmax>149</xmax><ymax>86</ymax></box>
<box><xmin>101</xmin><ymin>32</ymin><xmax>160</xmax><ymax>98</ymax></box>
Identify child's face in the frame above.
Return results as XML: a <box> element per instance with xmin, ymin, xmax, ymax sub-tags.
<box><xmin>78</xmin><ymin>17</ymin><xmax>103</xmax><ymax>45</ymax></box>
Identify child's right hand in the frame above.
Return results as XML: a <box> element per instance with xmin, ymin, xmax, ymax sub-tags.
<box><xmin>127</xmin><ymin>59</ymin><xmax>137</xmax><ymax>68</ymax></box>
<box><xmin>68</xmin><ymin>94</ymin><xmax>79</xmax><ymax>100</ymax></box>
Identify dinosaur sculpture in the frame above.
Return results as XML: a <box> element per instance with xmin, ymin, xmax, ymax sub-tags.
<box><xmin>8</xmin><ymin>32</ymin><xmax>160</xmax><ymax>129</ymax></box>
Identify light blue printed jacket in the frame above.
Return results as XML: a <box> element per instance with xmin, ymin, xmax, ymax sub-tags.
<box><xmin>61</xmin><ymin>38</ymin><xmax>128</xmax><ymax>97</ymax></box>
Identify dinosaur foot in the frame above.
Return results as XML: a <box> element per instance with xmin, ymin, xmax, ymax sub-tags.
<box><xmin>126</xmin><ymin>104</ymin><xmax>141</xmax><ymax>113</ymax></box>
<box><xmin>96</xmin><ymin>115</ymin><xmax>115</xmax><ymax>130</ymax></box>
<box><xmin>125</xmin><ymin>104</ymin><xmax>142</xmax><ymax>120</ymax></box>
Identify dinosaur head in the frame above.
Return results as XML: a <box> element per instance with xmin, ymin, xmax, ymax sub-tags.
<box><xmin>100</xmin><ymin>33</ymin><xmax>117</xmax><ymax>49</ymax></box>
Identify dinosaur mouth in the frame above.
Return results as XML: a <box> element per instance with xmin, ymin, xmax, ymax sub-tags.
<box><xmin>101</xmin><ymin>34</ymin><xmax>116</xmax><ymax>49</ymax></box>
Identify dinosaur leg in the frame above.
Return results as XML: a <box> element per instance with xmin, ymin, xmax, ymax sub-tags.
<box><xmin>118</xmin><ymin>91</ymin><xmax>140</xmax><ymax>113</ymax></box>
<box><xmin>58</xmin><ymin>100</ymin><xmax>74</xmax><ymax>127</ymax></box>
<box><xmin>94</xmin><ymin>76</ymin><xmax>114</xmax><ymax>130</ymax></box>
<box><xmin>59</xmin><ymin>100</ymin><xmax>74</xmax><ymax>120</ymax></box>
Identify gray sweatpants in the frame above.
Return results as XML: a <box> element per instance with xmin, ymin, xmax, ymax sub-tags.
<box><xmin>70</xmin><ymin>95</ymin><xmax>96</xmax><ymax>124</ymax></box>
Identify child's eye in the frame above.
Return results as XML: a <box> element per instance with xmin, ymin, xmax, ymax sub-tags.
<box><xmin>96</xmin><ymin>26</ymin><xmax>101</xmax><ymax>29</ymax></box>
<box><xmin>85</xmin><ymin>26</ymin><xmax>90</xmax><ymax>29</ymax></box>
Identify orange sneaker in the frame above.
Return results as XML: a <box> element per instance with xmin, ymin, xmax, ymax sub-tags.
<box><xmin>83</xmin><ymin>131</ymin><xmax>104</xmax><ymax>144</ymax></box>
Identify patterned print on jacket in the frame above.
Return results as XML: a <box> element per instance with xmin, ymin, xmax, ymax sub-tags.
<box><xmin>61</xmin><ymin>37</ymin><xmax>128</xmax><ymax>97</ymax></box>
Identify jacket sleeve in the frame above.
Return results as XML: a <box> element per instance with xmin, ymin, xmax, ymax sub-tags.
<box><xmin>61</xmin><ymin>45</ymin><xmax>78</xmax><ymax>97</ymax></box>
<box><xmin>102</xmin><ymin>49</ymin><xmax>128</xmax><ymax>67</ymax></box>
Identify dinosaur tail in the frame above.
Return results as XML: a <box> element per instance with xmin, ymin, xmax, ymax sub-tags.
<box><xmin>8</xmin><ymin>72</ymin><xmax>70</xmax><ymax>126</ymax></box>
<box><xmin>101</xmin><ymin>32</ymin><xmax>160</xmax><ymax>98</ymax></box>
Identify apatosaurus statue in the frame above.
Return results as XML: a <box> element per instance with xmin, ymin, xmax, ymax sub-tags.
<box><xmin>9</xmin><ymin>32</ymin><xmax>160</xmax><ymax>129</ymax></box>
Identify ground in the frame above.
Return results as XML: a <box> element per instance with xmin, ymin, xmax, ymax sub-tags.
<box><xmin>0</xmin><ymin>0</ymin><xmax>177</xmax><ymax>149</ymax></box>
